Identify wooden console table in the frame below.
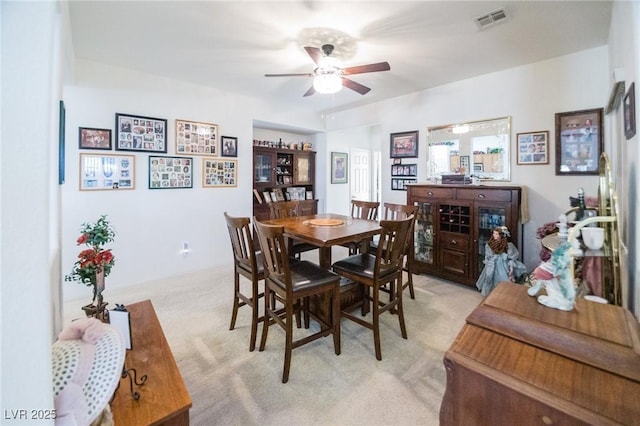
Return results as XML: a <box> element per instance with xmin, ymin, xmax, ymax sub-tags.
<box><xmin>110</xmin><ymin>300</ymin><xmax>192</xmax><ymax>425</ymax></box>
<box><xmin>440</xmin><ymin>282</ymin><xmax>640</xmax><ymax>425</ymax></box>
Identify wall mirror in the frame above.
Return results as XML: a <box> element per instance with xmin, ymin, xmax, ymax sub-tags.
<box><xmin>427</xmin><ymin>116</ymin><xmax>511</xmax><ymax>181</ymax></box>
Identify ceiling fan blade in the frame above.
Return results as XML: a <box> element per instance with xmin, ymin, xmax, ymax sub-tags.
<box><xmin>265</xmin><ymin>73</ymin><xmax>314</xmax><ymax>77</ymax></box>
<box><xmin>303</xmin><ymin>85</ymin><xmax>316</xmax><ymax>97</ymax></box>
<box><xmin>342</xmin><ymin>62</ymin><xmax>391</xmax><ymax>75</ymax></box>
<box><xmin>304</xmin><ymin>46</ymin><xmax>323</xmax><ymax>65</ymax></box>
<box><xmin>342</xmin><ymin>77</ymin><xmax>371</xmax><ymax>95</ymax></box>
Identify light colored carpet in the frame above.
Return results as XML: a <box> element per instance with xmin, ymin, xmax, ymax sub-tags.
<box><xmin>63</xmin><ymin>249</ymin><xmax>483</xmax><ymax>426</ymax></box>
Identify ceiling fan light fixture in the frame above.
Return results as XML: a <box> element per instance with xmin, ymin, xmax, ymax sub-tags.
<box><xmin>318</xmin><ymin>55</ymin><xmax>342</xmax><ymax>70</ymax></box>
<box><xmin>313</xmin><ymin>73</ymin><xmax>342</xmax><ymax>94</ymax></box>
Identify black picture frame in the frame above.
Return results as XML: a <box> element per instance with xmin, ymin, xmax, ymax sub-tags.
<box><xmin>148</xmin><ymin>156</ymin><xmax>193</xmax><ymax>189</ymax></box>
<box><xmin>390</xmin><ymin>130</ymin><xmax>418</xmax><ymax>158</ymax></box>
<box><xmin>555</xmin><ymin>108</ymin><xmax>603</xmax><ymax>175</ymax></box>
<box><xmin>79</xmin><ymin>127</ymin><xmax>112</xmax><ymax>150</ymax></box>
<box><xmin>220</xmin><ymin>136</ymin><xmax>238</xmax><ymax>157</ymax></box>
<box><xmin>115</xmin><ymin>113</ymin><xmax>167</xmax><ymax>153</ymax></box>
<box><xmin>58</xmin><ymin>100</ymin><xmax>65</xmax><ymax>185</ymax></box>
<box><xmin>391</xmin><ymin>178</ymin><xmax>417</xmax><ymax>191</ymax></box>
<box><xmin>391</xmin><ymin>163</ymin><xmax>417</xmax><ymax>177</ymax></box>
<box><xmin>624</xmin><ymin>82</ymin><xmax>636</xmax><ymax>140</ymax></box>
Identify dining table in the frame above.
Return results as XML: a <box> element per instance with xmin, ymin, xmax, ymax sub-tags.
<box><xmin>263</xmin><ymin>213</ymin><xmax>382</xmax><ymax>269</ymax></box>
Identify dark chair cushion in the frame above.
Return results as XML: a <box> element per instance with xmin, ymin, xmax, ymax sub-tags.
<box><xmin>269</xmin><ymin>261</ymin><xmax>339</xmax><ymax>292</ymax></box>
<box><xmin>332</xmin><ymin>254</ymin><xmax>397</xmax><ymax>280</ymax></box>
<box><xmin>290</xmin><ymin>261</ymin><xmax>340</xmax><ymax>290</ymax></box>
<box><xmin>238</xmin><ymin>251</ymin><xmax>265</xmax><ymax>276</ymax></box>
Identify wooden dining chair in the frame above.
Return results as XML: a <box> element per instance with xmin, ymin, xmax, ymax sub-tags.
<box><xmin>224</xmin><ymin>212</ymin><xmax>267</xmax><ymax>352</ymax></box>
<box><xmin>369</xmin><ymin>202</ymin><xmax>417</xmax><ymax>299</ymax></box>
<box><xmin>268</xmin><ymin>200</ymin><xmax>300</xmax><ymax>219</ymax></box>
<box><xmin>341</xmin><ymin>199</ymin><xmax>380</xmax><ymax>255</ymax></box>
<box><xmin>332</xmin><ymin>215</ymin><xmax>414</xmax><ymax>360</ymax></box>
<box><xmin>268</xmin><ymin>200</ymin><xmax>317</xmax><ymax>260</ymax></box>
<box><xmin>253</xmin><ymin>219</ymin><xmax>341</xmax><ymax>383</ymax></box>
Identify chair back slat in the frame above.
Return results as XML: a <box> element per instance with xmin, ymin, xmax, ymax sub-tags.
<box><xmin>382</xmin><ymin>202</ymin><xmax>416</xmax><ymax>220</ymax></box>
<box><xmin>269</xmin><ymin>200</ymin><xmax>300</xmax><ymax>219</ymax></box>
<box><xmin>253</xmin><ymin>219</ymin><xmax>291</xmax><ymax>287</ymax></box>
<box><xmin>224</xmin><ymin>213</ymin><xmax>258</xmax><ymax>272</ymax></box>
<box><xmin>374</xmin><ymin>216</ymin><xmax>414</xmax><ymax>278</ymax></box>
<box><xmin>382</xmin><ymin>203</ymin><xmax>417</xmax><ymax>254</ymax></box>
<box><xmin>351</xmin><ymin>200</ymin><xmax>379</xmax><ymax>221</ymax></box>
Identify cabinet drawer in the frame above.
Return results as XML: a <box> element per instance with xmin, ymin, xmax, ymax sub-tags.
<box><xmin>438</xmin><ymin>232</ymin><xmax>469</xmax><ymax>251</ymax></box>
<box><xmin>456</xmin><ymin>188</ymin><xmax>512</xmax><ymax>202</ymax></box>
<box><xmin>409</xmin><ymin>186</ymin><xmax>454</xmax><ymax>199</ymax></box>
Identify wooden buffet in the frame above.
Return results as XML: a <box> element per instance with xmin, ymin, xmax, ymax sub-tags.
<box><xmin>110</xmin><ymin>300</ymin><xmax>191</xmax><ymax>426</ymax></box>
<box><xmin>440</xmin><ymin>282</ymin><xmax>640</xmax><ymax>425</ymax></box>
<box><xmin>407</xmin><ymin>184</ymin><xmax>522</xmax><ymax>286</ymax></box>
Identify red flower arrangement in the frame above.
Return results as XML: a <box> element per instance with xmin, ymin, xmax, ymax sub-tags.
<box><xmin>65</xmin><ymin>215</ymin><xmax>116</xmax><ymax>287</ymax></box>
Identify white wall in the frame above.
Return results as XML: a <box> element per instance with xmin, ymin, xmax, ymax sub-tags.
<box><xmin>324</xmin><ymin>125</ymin><xmax>382</xmax><ymax>215</ymax></box>
<box><xmin>1</xmin><ymin>1</ymin><xmax>60</xmax><ymax>422</ymax></box>
<box><xmin>61</xmin><ymin>60</ymin><xmax>325</xmax><ymax>302</ymax></box>
<box><xmin>326</xmin><ymin>47</ymin><xmax>609</xmax><ymax>271</ymax></box>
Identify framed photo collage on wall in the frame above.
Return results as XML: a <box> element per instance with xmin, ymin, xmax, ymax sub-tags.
<box><xmin>75</xmin><ymin>112</ymin><xmax>238</xmax><ymax>190</ymax></box>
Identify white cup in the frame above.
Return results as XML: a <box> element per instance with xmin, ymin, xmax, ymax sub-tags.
<box><xmin>581</xmin><ymin>227</ymin><xmax>605</xmax><ymax>250</ymax></box>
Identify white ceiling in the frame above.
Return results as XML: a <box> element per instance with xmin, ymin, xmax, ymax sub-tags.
<box><xmin>68</xmin><ymin>1</ymin><xmax>612</xmax><ymax>115</ymax></box>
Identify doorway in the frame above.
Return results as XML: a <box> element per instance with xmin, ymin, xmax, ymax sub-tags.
<box><xmin>350</xmin><ymin>148</ymin><xmax>380</xmax><ymax>202</ymax></box>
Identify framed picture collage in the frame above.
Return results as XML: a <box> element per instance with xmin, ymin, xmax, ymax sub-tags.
<box><xmin>76</xmin><ymin>113</ymin><xmax>238</xmax><ymax>191</ymax></box>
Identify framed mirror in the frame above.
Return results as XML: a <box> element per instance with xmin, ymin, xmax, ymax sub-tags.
<box><xmin>427</xmin><ymin>116</ymin><xmax>511</xmax><ymax>181</ymax></box>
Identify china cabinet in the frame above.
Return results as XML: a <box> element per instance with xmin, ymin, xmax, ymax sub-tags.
<box><xmin>253</xmin><ymin>146</ymin><xmax>316</xmax><ymax>221</ymax></box>
<box><xmin>407</xmin><ymin>184</ymin><xmax>522</xmax><ymax>286</ymax></box>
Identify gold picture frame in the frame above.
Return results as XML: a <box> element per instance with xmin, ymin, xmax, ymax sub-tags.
<box><xmin>516</xmin><ymin>131</ymin><xmax>549</xmax><ymax>165</ymax></box>
<box><xmin>79</xmin><ymin>153</ymin><xmax>135</xmax><ymax>191</ymax></box>
<box><xmin>175</xmin><ymin>118</ymin><xmax>218</xmax><ymax>155</ymax></box>
<box><xmin>202</xmin><ymin>158</ymin><xmax>237</xmax><ymax>187</ymax></box>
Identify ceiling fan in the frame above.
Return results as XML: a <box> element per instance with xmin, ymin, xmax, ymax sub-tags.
<box><xmin>265</xmin><ymin>44</ymin><xmax>390</xmax><ymax>97</ymax></box>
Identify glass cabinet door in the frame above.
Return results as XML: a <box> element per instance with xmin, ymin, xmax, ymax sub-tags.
<box><xmin>414</xmin><ymin>201</ymin><xmax>435</xmax><ymax>265</ymax></box>
<box><xmin>295</xmin><ymin>156</ymin><xmax>311</xmax><ymax>184</ymax></box>
<box><xmin>476</xmin><ymin>205</ymin><xmax>508</xmax><ymax>274</ymax></box>
<box><xmin>254</xmin><ymin>152</ymin><xmax>274</xmax><ymax>185</ymax></box>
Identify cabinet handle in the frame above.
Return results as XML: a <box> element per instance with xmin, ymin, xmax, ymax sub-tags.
<box><xmin>427</xmin><ymin>191</ymin><xmax>434</xmax><ymax>196</ymax></box>
<box><xmin>477</xmin><ymin>193</ymin><xmax>486</xmax><ymax>199</ymax></box>
<box><xmin>451</xmin><ymin>240</ymin><xmax>457</xmax><ymax>245</ymax></box>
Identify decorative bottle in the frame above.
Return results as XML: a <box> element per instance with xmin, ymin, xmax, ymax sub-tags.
<box><xmin>576</xmin><ymin>187</ymin><xmax>585</xmax><ymax>221</ymax></box>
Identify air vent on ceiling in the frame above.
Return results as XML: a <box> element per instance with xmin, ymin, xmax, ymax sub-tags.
<box><xmin>474</xmin><ymin>8</ymin><xmax>508</xmax><ymax>30</ymax></box>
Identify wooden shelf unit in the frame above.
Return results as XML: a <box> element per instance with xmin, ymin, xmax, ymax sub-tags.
<box><xmin>253</xmin><ymin>146</ymin><xmax>317</xmax><ymax>221</ymax></box>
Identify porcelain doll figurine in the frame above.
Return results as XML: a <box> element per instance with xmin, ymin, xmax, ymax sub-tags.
<box><xmin>557</xmin><ymin>213</ymin><xmax>569</xmax><ymax>239</ymax></box>
<box><xmin>527</xmin><ymin>240</ymin><xmax>575</xmax><ymax>311</ymax></box>
<box><xmin>476</xmin><ymin>226</ymin><xmax>528</xmax><ymax>296</ymax></box>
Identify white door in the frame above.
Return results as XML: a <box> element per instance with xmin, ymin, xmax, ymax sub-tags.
<box><xmin>351</xmin><ymin>148</ymin><xmax>371</xmax><ymax>201</ymax></box>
